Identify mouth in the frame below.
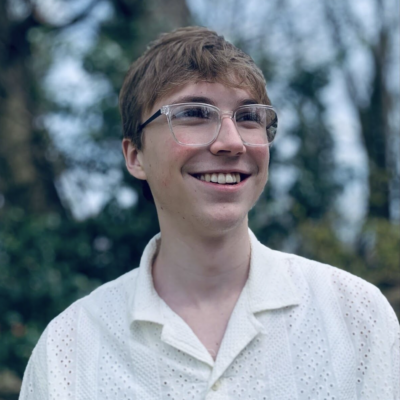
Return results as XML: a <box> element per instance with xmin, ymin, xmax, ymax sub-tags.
<box><xmin>190</xmin><ymin>172</ymin><xmax>250</xmax><ymax>185</ymax></box>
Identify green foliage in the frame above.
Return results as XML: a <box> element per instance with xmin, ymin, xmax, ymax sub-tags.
<box><xmin>250</xmin><ymin>63</ymin><xmax>343</xmax><ymax>250</ymax></box>
<box><xmin>286</xmin><ymin>67</ymin><xmax>341</xmax><ymax>221</ymax></box>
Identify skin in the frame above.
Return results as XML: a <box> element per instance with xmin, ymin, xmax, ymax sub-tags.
<box><xmin>122</xmin><ymin>81</ymin><xmax>270</xmax><ymax>358</ymax></box>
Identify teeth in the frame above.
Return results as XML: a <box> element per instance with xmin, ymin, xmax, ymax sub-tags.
<box><xmin>218</xmin><ymin>173</ymin><xmax>226</xmax><ymax>184</ymax></box>
<box><xmin>226</xmin><ymin>173</ymin><xmax>233</xmax><ymax>183</ymax></box>
<box><xmin>197</xmin><ymin>172</ymin><xmax>243</xmax><ymax>184</ymax></box>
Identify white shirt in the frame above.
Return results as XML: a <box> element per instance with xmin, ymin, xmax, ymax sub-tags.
<box><xmin>20</xmin><ymin>230</ymin><xmax>400</xmax><ymax>400</ymax></box>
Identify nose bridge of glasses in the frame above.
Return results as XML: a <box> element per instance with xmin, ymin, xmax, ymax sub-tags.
<box><xmin>219</xmin><ymin>110</ymin><xmax>235</xmax><ymax>121</ymax></box>
<box><xmin>218</xmin><ymin>111</ymin><xmax>239</xmax><ymax>134</ymax></box>
<box><xmin>216</xmin><ymin>111</ymin><xmax>244</xmax><ymax>145</ymax></box>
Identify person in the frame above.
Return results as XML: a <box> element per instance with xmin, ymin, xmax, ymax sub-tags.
<box><xmin>20</xmin><ymin>26</ymin><xmax>399</xmax><ymax>400</ymax></box>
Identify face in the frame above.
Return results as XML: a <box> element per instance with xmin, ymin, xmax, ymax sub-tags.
<box><xmin>123</xmin><ymin>81</ymin><xmax>270</xmax><ymax>236</ymax></box>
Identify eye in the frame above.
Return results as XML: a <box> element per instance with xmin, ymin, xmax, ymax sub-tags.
<box><xmin>266</xmin><ymin>120</ymin><xmax>278</xmax><ymax>140</ymax></box>
<box><xmin>173</xmin><ymin>106</ymin><xmax>212</xmax><ymax>120</ymax></box>
<box><xmin>236</xmin><ymin>109</ymin><xmax>262</xmax><ymax>125</ymax></box>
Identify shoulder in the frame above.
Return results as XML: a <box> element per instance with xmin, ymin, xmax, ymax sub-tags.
<box><xmin>270</xmin><ymin>248</ymin><xmax>399</xmax><ymax>341</ymax></box>
<box><xmin>34</xmin><ymin>267</ymin><xmax>140</xmax><ymax>363</ymax></box>
<box><xmin>20</xmin><ymin>268</ymin><xmax>140</xmax><ymax>399</ymax></box>
<box><xmin>254</xmin><ymin>240</ymin><xmax>399</xmax><ymax>396</ymax></box>
<box><xmin>48</xmin><ymin>267</ymin><xmax>140</xmax><ymax>332</ymax></box>
<box><xmin>272</xmin><ymin>248</ymin><xmax>381</xmax><ymax>299</ymax></box>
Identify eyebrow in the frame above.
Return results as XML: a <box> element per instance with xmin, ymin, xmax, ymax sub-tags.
<box><xmin>169</xmin><ymin>95</ymin><xmax>259</xmax><ymax>108</ymax></box>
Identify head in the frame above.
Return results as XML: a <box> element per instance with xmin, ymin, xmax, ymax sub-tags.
<box><xmin>119</xmin><ymin>26</ymin><xmax>271</xmax><ymax>151</ymax></box>
<box><xmin>120</xmin><ymin>27</ymin><xmax>273</xmax><ymax>235</ymax></box>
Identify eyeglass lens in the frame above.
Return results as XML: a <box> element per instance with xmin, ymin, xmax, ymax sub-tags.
<box><xmin>169</xmin><ymin>104</ymin><xmax>277</xmax><ymax>145</ymax></box>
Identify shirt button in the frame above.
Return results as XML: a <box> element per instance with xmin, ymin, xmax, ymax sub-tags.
<box><xmin>212</xmin><ymin>380</ymin><xmax>222</xmax><ymax>391</ymax></box>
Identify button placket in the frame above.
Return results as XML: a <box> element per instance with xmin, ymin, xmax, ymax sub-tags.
<box><xmin>211</xmin><ymin>379</ymin><xmax>222</xmax><ymax>391</ymax></box>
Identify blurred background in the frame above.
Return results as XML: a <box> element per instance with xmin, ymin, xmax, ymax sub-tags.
<box><xmin>0</xmin><ymin>0</ymin><xmax>399</xmax><ymax>397</ymax></box>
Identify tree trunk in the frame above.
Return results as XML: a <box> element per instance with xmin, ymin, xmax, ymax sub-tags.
<box><xmin>0</xmin><ymin>2</ymin><xmax>64</xmax><ymax>215</ymax></box>
<box><xmin>359</xmin><ymin>31</ymin><xmax>391</xmax><ymax>219</ymax></box>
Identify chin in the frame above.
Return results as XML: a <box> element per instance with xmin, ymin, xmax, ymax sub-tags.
<box><xmin>194</xmin><ymin>205</ymin><xmax>249</xmax><ymax>235</ymax></box>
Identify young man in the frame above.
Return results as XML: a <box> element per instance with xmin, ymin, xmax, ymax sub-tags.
<box><xmin>20</xmin><ymin>27</ymin><xmax>399</xmax><ymax>399</ymax></box>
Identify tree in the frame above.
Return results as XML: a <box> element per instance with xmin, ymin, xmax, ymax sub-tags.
<box><xmin>323</xmin><ymin>0</ymin><xmax>399</xmax><ymax>220</ymax></box>
<box><xmin>0</xmin><ymin>0</ymin><xmax>71</xmax><ymax>215</ymax></box>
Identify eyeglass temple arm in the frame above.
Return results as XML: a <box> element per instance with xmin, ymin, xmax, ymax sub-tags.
<box><xmin>138</xmin><ymin>109</ymin><xmax>162</xmax><ymax>131</ymax></box>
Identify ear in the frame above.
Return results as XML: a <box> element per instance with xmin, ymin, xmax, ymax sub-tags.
<box><xmin>122</xmin><ymin>139</ymin><xmax>147</xmax><ymax>180</ymax></box>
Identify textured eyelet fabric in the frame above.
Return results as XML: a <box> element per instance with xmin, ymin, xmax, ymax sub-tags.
<box><xmin>20</xmin><ymin>230</ymin><xmax>399</xmax><ymax>399</ymax></box>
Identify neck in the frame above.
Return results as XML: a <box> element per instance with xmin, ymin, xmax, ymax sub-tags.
<box><xmin>152</xmin><ymin>219</ymin><xmax>251</xmax><ymax>308</ymax></box>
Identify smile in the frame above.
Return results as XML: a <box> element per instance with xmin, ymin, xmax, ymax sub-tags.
<box><xmin>192</xmin><ymin>172</ymin><xmax>249</xmax><ymax>185</ymax></box>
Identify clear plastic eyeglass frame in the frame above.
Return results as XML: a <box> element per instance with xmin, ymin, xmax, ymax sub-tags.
<box><xmin>138</xmin><ymin>102</ymin><xmax>278</xmax><ymax>147</ymax></box>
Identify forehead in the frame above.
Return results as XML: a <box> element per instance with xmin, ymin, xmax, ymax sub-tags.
<box><xmin>148</xmin><ymin>81</ymin><xmax>258</xmax><ymax>116</ymax></box>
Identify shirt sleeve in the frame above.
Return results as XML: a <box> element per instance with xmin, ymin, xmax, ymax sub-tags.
<box><xmin>383</xmin><ymin>295</ymin><xmax>400</xmax><ymax>399</ymax></box>
<box><xmin>19</xmin><ymin>328</ymin><xmax>49</xmax><ymax>400</ymax></box>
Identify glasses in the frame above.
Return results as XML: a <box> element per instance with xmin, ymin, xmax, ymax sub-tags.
<box><xmin>139</xmin><ymin>103</ymin><xmax>278</xmax><ymax>146</ymax></box>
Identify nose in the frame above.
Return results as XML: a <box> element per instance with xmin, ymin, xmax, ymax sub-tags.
<box><xmin>209</xmin><ymin>115</ymin><xmax>246</xmax><ymax>156</ymax></box>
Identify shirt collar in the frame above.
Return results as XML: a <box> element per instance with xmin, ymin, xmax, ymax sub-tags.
<box><xmin>127</xmin><ymin>233</ymin><xmax>164</xmax><ymax>325</ymax></box>
<box><xmin>246</xmin><ymin>229</ymin><xmax>300</xmax><ymax>313</ymax></box>
<box><xmin>127</xmin><ymin>229</ymin><xmax>301</xmax><ymax>325</ymax></box>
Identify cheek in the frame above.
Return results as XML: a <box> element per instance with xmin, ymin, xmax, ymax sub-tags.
<box><xmin>145</xmin><ymin>139</ymin><xmax>193</xmax><ymax>188</ymax></box>
<box><xmin>252</xmin><ymin>147</ymin><xmax>270</xmax><ymax>174</ymax></box>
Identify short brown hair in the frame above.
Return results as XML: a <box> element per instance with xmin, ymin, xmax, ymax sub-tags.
<box><xmin>119</xmin><ymin>26</ymin><xmax>270</xmax><ymax>150</ymax></box>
